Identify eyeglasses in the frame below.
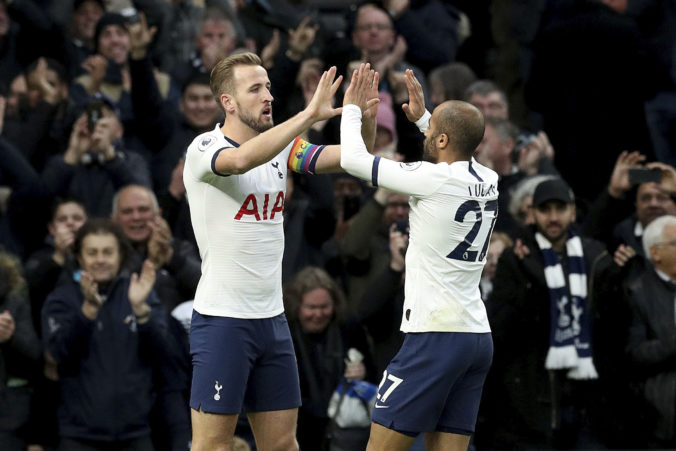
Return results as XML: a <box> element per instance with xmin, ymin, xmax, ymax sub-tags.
<box><xmin>355</xmin><ymin>23</ymin><xmax>392</xmax><ymax>32</ymax></box>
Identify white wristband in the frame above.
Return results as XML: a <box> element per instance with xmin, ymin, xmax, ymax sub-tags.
<box><xmin>414</xmin><ymin>110</ymin><xmax>431</xmax><ymax>132</ymax></box>
<box><xmin>343</xmin><ymin>104</ymin><xmax>363</xmax><ymax>117</ymax></box>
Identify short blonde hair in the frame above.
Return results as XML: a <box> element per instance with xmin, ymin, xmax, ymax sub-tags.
<box><xmin>210</xmin><ymin>52</ymin><xmax>262</xmax><ymax>101</ymax></box>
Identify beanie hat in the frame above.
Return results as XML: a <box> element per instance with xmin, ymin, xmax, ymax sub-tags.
<box><xmin>94</xmin><ymin>13</ymin><xmax>128</xmax><ymax>53</ymax></box>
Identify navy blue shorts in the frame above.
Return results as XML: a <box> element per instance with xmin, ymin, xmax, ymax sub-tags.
<box><xmin>372</xmin><ymin>332</ymin><xmax>493</xmax><ymax>436</ymax></box>
<box><xmin>189</xmin><ymin>311</ymin><xmax>301</xmax><ymax>414</ymax></box>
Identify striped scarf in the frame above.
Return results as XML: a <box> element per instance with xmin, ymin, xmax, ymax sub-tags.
<box><xmin>535</xmin><ymin>231</ymin><xmax>598</xmax><ymax>380</ymax></box>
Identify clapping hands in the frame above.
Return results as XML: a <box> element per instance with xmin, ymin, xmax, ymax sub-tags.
<box><xmin>128</xmin><ymin>259</ymin><xmax>156</xmax><ymax>309</ymax></box>
<box><xmin>147</xmin><ymin>216</ymin><xmax>174</xmax><ymax>268</ymax></box>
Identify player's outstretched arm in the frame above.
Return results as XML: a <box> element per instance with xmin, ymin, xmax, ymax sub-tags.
<box><xmin>215</xmin><ymin>67</ymin><xmax>343</xmax><ymax>175</ymax></box>
<box><xmin>341</xmin><ymin>65</ymin><xmax>446</xmax><ymax>197</ymax></box>
<box><xmin>340</xmin><ymin>64</ymin><xmax>383</xmax><ymax>180</ymax></box>
<box><xmin>313</xmin><ymin>65</ymin><xmax>379</xmax><ymax>174</ymax></box>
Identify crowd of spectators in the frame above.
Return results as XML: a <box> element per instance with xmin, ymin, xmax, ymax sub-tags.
<box><xmin>1</xmin><ymin>0</ymin><xmax>675</xmax><ymax>449</ymax></box>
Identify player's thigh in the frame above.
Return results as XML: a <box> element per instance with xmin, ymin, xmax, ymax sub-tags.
<box><xmin>189</xmin><ymin>312</ymin><xmax>256</xmax><ymax>414</ymax></box>
<box><xmin>242</xmin><ymin>314</ymin><xmax>301</xmax><ymax>413</ymax></box>
<box><xmin>247</xmin><ymin>408</ymin><xmax>299</xmax><ymax>451</ymax></box>
<box><xmin>424</xmin><ymin>431</ymin><xmax>470</xmax><ymax>451</ymax></box>
<box><xmin>190</xmin><ymin>408</ymin><xmax>239</xmax><ymax>451</ymax></box>
<box><xmin>436</xmin><ymin>333</ymin><xmax>493</xmax><ymax>435</ymax></box>
<box><xmin>372</xmin><ymin>333</ymin><xmax>464</xmax><ymax>434</ymax></box>
<box><xmin>373</xmin><ymin>332</ymin><xmax>492</xmax><ymax>435</ymax></box>
<box><xmin>366</xmin><ymin>422</ymin><xmax>416</xmax><ymax>451</ymax></box>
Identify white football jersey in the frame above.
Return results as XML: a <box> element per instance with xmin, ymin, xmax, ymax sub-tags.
<box><xmin>341</xmin><ymin>105</ymin><xmax>498</xmax><ymax>333</ymax></box>
<box><xmin>183</xmin><ymin>125</ymin><xmax>292</xmax><ymax>318</ymax></box>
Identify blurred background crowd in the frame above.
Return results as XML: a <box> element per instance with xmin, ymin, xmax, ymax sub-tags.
<box><xmin>1</xmin><ymin>0</ymin><xmax>675</xmax><ymax>449</ymax></box>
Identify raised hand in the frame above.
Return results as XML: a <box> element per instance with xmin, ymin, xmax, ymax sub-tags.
<box><xmin>343</xmin><ymin>63</ymin><xmax>380</xmax><ymax>112</ymax></box>
<box><xmin>261</xmin><ymin>29</ymin><xmax>280</xmax><ymax>69</ymax></box>
<box><xmin>298</xmin><ymin>58</ymin><xmax>323</xmax><ymax>107</ymax></box>
<box><xmin>608</xmin><ymin>151</ymin><xmax>646</xmax><ymax>198</ymax></box>
<box><xmin>513</xmin><ymin>238</ymin><xmax>530</xmax><ymax>260</ymax></box>
<box><xmin>517</xmin><ymin>141</ymin><xmax>542</xmax><ymax>176</ymax></box>
<box><xmin>362</xmin><ymin>69</ymin><xmax>381</xmax><ymax>121</ymax></box>
<box><xmin>370</xmin><ymin>35</ymin><xmax>407</xmax><ymax>76</ymax></box>
<box><xmin>613</xmin><ymin>243</ymin><xmax>636</xmax><ymax>267</ymax></box>
<box><xmin>168</xmin><ymin>157</ymin><xmax>186</xmax><ymax>200</ymax></box>
<box><xmin>128</xmin><ymin>12</ymin><xmax>158</xmax><ymax>59</ymax></box>
<box><xmin>89</xmin><ymin>116</ymin><xmax>118</xmax><ymax>161</ymax></box>
<box><xmin>304</xmin><ymin>66</ymin><xmax>343</xmax><ymax>122</ymax></box>
<box><xmin>287</xmin><ymin>17</ymin><xmax>319</xmax><ymax>60</ymax></box>
<box><xmin>383</xmin><ymin>0</ymin><xmax>410</xmax><ymax>18</ymax></box>
<box><xmin>402</xmin><ymin>69</ymin><xmax>425</xmax><ymax>122</ymax></box>
<box><xmin>532</xmin><ymin>131</ymin><xmax>555</xmax><ymax>160</ymax></box>
<box><xmin>52</xmin><ymin>223</ymin><xmax>75</xmax><ymax>265</ymax></box>
<box><xmin>128</xmin><ymin>259</ymin><xmax>156</xmax><ymax>310</ymax></box>
<box><xmin>28</xmin><ymin>57</ymin><xmax>61</xmax><ymax>104</ymax></box>
<box><xmin>646</xmin><ymin>161</ymin><xmax>676</xmax><ymax>194</ymax></box>
<box><xmin>389</xmin><ymin>223</ymin><xmax>408</xmax><ymax>272</ymax></box>
<box><xmin>147</xmin><ymin>216</ymin><xmax>174</xmax><ymax>268</ymax></box>
<box><xmin>80</xmin><ymin>271</ymin><xmax>103</xmax><ymax>319</ymax></box>
<box><xmin>64</xmin><ymin>116</ymin><xmax>92</xmax><ymax>165</ymax></box>
<box><xmin>81</xmin><ymin>55</ymin><xmax>108</xmax><ymax>95</ymax></box>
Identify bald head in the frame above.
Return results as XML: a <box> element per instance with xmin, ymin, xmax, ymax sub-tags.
<box><xmin>433</xmin><ymin>101</ymin><xmax>485</xmax><ymax>158</ymax></box>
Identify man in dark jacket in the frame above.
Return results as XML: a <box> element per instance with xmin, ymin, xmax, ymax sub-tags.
<box><xmin>41</xmin><ymin>95</ymin><xmax>151</xmax><ymax>217</ymax></box>
<box><xmin>42</xmin><ymin>218</ymin><xmax>173</xmax><ymax>450</ymax></box>
<box><xmin>480</xmin><ymin>178</ymin><xmax>628</xmax><ymax>449</ymax></box>
<box><xmin>627</xmin><ymin>214</ymin><xmax>676</xmax><ymax>447</ymax></box>
<box><xmin>112</xmin><ymin>184</ymin><xmax>200</xmax><ymax>313</ymax></box>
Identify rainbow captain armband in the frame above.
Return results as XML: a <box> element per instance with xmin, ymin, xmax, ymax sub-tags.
<box><xmin>287</xmin><ymin>137</ymin><xmax>325</xmax><ymax>175</ymax></box>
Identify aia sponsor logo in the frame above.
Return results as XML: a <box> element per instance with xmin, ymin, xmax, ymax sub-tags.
<box><xmin>235</xmin><ymin>191</ymin><xmax>284</xmax><ymax>221</ymax></box>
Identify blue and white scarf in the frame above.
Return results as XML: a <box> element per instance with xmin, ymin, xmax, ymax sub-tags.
<box><xmin>535</xmin><ymin>231</ymin><xmax>598</xmax><ymax>380</ymax></box>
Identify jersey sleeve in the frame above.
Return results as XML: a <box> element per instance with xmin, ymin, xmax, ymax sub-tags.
<box><xmin>340</xmin><ymin>105</ymin><xmax>445</xmax><ymax>197</ymax></box>
<box><xmin>185</xmin><ymin>134</ymin><xmax>232</xmax><ymax>181</ymax></box>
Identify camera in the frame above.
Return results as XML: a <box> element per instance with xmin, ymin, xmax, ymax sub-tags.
<box><xmin>85</xmin><ymin>99</ymin><xmax>105</xmax><ymax>133</ymax></box>
<box><xmin>628</xmin><ymin>168</ymin><xmax>661</xmax><ymax>185</ymax></box>
<box><xmin>514</xmin><ymin>133</ymin><xmax>536</xmax><ymax>153</ymax></box>
<box><xmin>394</xmin><ymin>219</ymin><xmax>409</xmax><ymax>236</ymax></box>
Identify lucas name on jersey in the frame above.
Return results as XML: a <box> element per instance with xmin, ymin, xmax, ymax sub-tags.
<box><xmin>467</xmin><ymin>183</ymin><xmax>497</xmax><ymax>198</ymax></box>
